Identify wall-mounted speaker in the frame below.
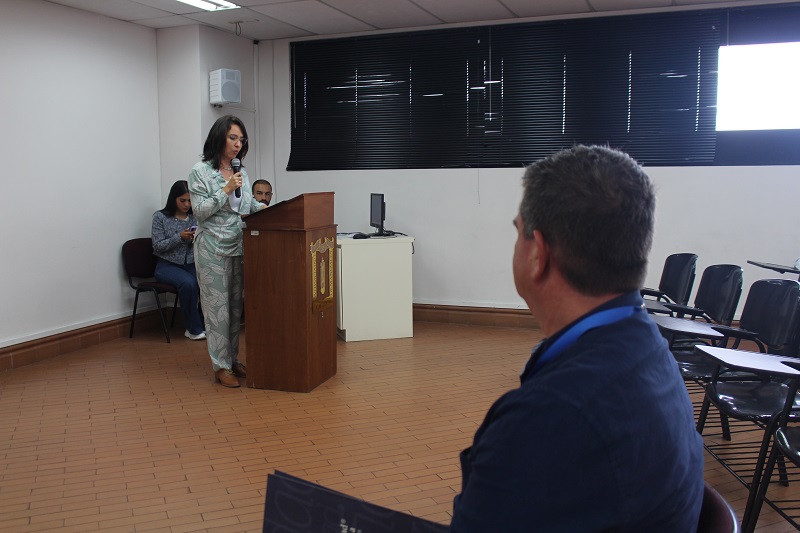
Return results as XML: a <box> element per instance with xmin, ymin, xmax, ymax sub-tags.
<box><xmin>209</xmin><ymin>69</ymin><xmax>241</xmax><ymax>105</ymax></box>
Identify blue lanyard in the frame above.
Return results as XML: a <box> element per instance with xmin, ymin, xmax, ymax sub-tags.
<box><xmin>530</xmin><ymin>305</ymin><xmax>643</xmax><ymax>375</ymax></box>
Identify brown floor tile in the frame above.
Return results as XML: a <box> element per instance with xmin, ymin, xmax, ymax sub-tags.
<box><xmin>1</xmin><ymin>321</ymin><xmax>797</xmax><ymax>531</ymax></box>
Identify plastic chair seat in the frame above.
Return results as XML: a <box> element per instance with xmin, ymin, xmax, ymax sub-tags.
<box><xmin>709</xmin><ymin>381</ymin><xmax>800</xmax><ymax>422</ymax></box>
<box><xmin>137</xmin><ymin>281</ymin><xmax>179</xmax><ymax>293</ymax></box>
<box><xmin>677</xmin><ymin>353</ymin><xmax>753</xmax><ymax>382</ymax></box>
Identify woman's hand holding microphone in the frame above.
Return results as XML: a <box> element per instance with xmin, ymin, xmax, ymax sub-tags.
<box><xmin>222</xmin><ymin>172</ymin><xmax>243</xmax><ymax>195</ymax></box>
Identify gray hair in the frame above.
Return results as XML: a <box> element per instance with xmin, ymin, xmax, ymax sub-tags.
<box><xmin>519</xmin><ymin>145</ymin><xmax>655</xmax><ymax>295</ymax></box>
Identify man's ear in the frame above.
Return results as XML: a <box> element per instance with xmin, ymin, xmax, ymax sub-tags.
<box><xmin>531</xmin><ymin>229</ymin><xmax>550</xmax><ymax>281</ymax></box>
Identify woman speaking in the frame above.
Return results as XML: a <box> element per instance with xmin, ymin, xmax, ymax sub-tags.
<box><xmin>188</xmin><ymin>115</ymin><xmax>266</xmax><ymax>388</ymax></box>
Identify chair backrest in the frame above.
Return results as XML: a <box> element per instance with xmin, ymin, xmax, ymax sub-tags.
<box><xmin>122</xmin><ymin>238</ymin><xmax>158</xmax><ymax>280</ymax></box>
<box><xmin>694</xmin><ymin>264</ymin><xmax>744</xmax><ymax>325</ymax></box>
<box><xmin>697</xmin><ymin>481</ymin><xmax>739</xmax><ymax>533</ymax></box>
<box><xmin>659</xmin><ymin>253</ymin><xmax>698</xmax><ymax>305</ymax></box>
<box><xmin>739</xmin><ymin>279</ymin><xmax>800</xmax><ymax>352</ymax></box>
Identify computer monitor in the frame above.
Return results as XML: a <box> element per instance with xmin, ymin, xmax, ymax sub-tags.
<box><xmin>369</xmin><ymin>193</ymin><xmax>387</xmax><ymax>236</ymax></box>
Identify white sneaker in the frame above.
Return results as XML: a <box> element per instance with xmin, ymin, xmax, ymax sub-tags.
<box><xmin>185</xmin><ymin>330</ymin><xmax>206</xmax><ymax>341</ymax></box>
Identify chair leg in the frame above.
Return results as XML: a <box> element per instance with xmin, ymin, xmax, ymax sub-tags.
<box><xmin>697</xmin><ymin>393</ymin><xmax>712</xmax><ymax>434</ymax></box>
<box><xmin>130</xmin><ymin>291</ymin><xmax>141</xmax><ymax>338</ymax></box>
<box><xmin>720</xmin><ymin>412</ymin><xmax>732</xmax><ymax>441</ymax></box>
<box><xmin>744</xmin><ymin>433</ymin><xmax>781</xmax><ymax>533</ymax></box>
<box><xmin>151</xmin><ymin>289</ymin><xmax>170</xmax><ymax>343</ymax></box>
<box><xmin>741</xmin><ymin>414</ymin><xmax>782</xmax><ymax>532</ymax></box>
<box><xmin>171</xmin><ymin>294</ymin><xmax>179</xmax><ymax>328</ymax></box>
<box><xmin>777</xmin><ymin>453</ymin><xmax>789</xmax><ymax>486</ymax></box>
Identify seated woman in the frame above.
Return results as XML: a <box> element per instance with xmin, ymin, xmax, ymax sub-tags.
<box><xmin>152</xmin><ymin>180</ymin><xmax>205</xmax><ymax>340</ymax></box>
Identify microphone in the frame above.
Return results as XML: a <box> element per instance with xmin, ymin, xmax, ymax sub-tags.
<box><xmin>231</xmin><ymin>158</ymin><xmax>241</xmax><ymax>198</ymax></box>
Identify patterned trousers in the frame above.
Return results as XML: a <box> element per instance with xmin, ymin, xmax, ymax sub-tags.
<box><xmin>194</xmin><ymin>234</ymin><xmax>243</xmax><ymax>371</ymax></box>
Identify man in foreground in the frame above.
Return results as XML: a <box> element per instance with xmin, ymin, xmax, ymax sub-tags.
<box><xmin>450</xmin><ymin>145</ymin><xmax>704</xmax><ymax>532</ymax></box>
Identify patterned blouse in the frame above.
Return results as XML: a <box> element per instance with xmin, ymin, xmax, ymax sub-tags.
<box><xmin>151</xmin><ymin>210</ymin><xmax>196</xmax><ymax>265</ymax></box>
<box><xmin>187</xmin><ymin>160</ymin><xmax>264</xmax><ymax>257</ymax></box>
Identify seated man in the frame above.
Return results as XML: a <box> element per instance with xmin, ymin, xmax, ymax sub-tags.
<box><xmin>252</xmin><ymin>179</ymin><xmax>273</xmax><ymax>206</ymax></box>
<box><xmin>450</xmin><ymin>146</ymin><xmax>704</xmax><ymax>532</ymax></box>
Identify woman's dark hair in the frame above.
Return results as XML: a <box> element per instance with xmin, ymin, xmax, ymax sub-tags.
<box><xmin>160</xmin><ymin>180</ymin><xmax>192</xmax><ymax>217</ymax></box>
<box><xmin>201</xmin><ymin>115</ymin><xmax>249</xmax><ymax>170</ymax></box>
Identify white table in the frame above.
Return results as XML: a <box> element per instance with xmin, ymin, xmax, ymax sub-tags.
<box><xmin>697</xmin><ymin>345</ymin><xmax>800</xmax><ymax>379</ymax></box>
<box><xmin>650</xmin><ymin>314</ymin><xmax>724</xmax><ymax>347</ymax></box>
<box><xmin>336</xmin><ymin>235</ymin><xmax>414</xmax><ymax>342</ymax></box>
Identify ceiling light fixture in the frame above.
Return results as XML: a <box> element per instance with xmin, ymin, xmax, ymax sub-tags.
<box><xmin>176</xmin><ymin>0</ymin><xmax>240</xmax><ymax>11</ymax></box>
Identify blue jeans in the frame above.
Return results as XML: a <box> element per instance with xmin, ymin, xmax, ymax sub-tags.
<box><xmin>154</xmin><ymin>259</ymin><xmax>204</xmax><ymax>335</ymax></box>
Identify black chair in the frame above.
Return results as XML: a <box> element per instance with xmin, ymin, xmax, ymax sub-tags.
<box><xmin>712</xmin><ymin>278</ymin><xmax>800</xmax><ymax>357</ymax></box>
<box><xmin>697</xmin><ymin>280</ymin><xmax>800</xmax><ymax>531</ymax></box>
<box><xmin>642</xmin><ymin>252</ymin><xmax>698</xmax><ymax>306</ymax></box>
<box><xmin>666</xmin><ymin>264</ymin><xmax>743</xmax><ymax>326</ymax></box>
<box><xmin>669</xmin><ymin>265</ymin><xmax>744</xmax><ymax>381</ymax></box>
<box><xmin>697</xmin><ymin>279</ymin><xmax>800</xmax><ymax>433</ymax></box>
<box><xmin>698</xmin><ymin>481</ymin><xmax>740</xmax><ymax>533</ymax></box>
<box><xmin>122</xmin><ymin>238</ymin><xmax>178</xmax><ymax>343</ymax></box>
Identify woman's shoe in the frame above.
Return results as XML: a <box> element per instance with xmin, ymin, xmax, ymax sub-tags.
<box><xmin>185</xmin><ymin>330</ymin><xmax>206</xmax><ymax>341</ymax></box>
<box><xmin>215</xmin><ymin>369</ymin><xmax>240</xmax><ymax>387</ymax></box>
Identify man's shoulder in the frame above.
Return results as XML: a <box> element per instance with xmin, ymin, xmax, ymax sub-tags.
<box><xmin>517</xmin><ymin>314</ymin><xmax>679</xmax><ymax>416</ymax></box>
<box><xmin>542</xmin><ymin>313</ymin><xmax>668</xmax><ymax>378</ymax></box>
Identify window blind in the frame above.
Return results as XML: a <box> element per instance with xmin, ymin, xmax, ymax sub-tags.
<box><xmin>289</xmin><ymin>10</ymin><xmax>722</xmax><ymax>170</ymax></box>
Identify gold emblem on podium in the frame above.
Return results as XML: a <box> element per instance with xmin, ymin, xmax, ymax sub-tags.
<box><xmin>311</xmin><ymin>237</ymin><xmax>335</xmax><ymax>312</ymax></box>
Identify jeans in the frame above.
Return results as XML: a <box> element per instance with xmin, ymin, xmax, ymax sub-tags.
<box><xmin>154</xmin><ymin>259</ymin><xmax>204</xmax><ymax>335</ymax></box>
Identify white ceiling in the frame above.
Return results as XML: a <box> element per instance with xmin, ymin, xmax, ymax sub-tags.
<box><xmin>41</xmin><ymin>0</ymin><xmax>795</xmax><ymax>41</ymax></box>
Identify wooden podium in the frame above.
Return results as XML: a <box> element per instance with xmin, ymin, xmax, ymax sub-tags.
<box><xmin>243</xmin><ymin>192</ymin><xmax>337</xmax><ymax>392</ymax></box>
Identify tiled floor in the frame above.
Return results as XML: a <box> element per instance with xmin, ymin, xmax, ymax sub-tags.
<box><xmin>0</xmin><ymin>321</ymin><xmax>798</xmax><ymax>532</ymax></box>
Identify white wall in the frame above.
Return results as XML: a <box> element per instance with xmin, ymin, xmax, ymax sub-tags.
<box><xmin>156</xmin><ymin>25</ymin><xmax>257</xmax><ymax>196</ymax></box>
<box><xmin>648</xmin><ymin>166</ymin><xmax>800</xmax><ymax>300</ymax></box>
<box><xmin>157</xmin><ymin>25</ymin><xmax>202</xmax><ymax>197</ymax></box>
<box><xmin>266</xmin><ymin>38</ymin><xmax>800</xmax><ymax>313</ymax></box>
<box><xmin>0</xmin><ymin>0</ymin><xmax>162</xmax><ymax>348</ymax></box>
<box><xmin>198</xmin><ymin>26</ymin><xmax>257</xmax><ymax>182</ymax></box>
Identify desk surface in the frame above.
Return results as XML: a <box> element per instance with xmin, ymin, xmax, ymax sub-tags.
<box><xmin>697</xmin><ymin>345</ymin><xmax>800</xmax><ymax>379</ymax></box>
<box><xmin>644</xmin><ymin>299</ymin><xmax>672</xmax><ymax>314</ymax></box>
<box><xmin>651</xmin><ymin>314</ymin><xmax>724</xmax><ymax>338</ymax></box>
<box><xmin>747</xmin><ymin>260</ymin><xmax>800</xmax><ymax>275</ymax></box>
<box><xmin>338</xmin><ymin>235</ymin><xmax>414</xmax><ymax>246</ymax></box>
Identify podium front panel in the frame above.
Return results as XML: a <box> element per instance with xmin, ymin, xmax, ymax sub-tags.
<box><xmin>244</xmin><ymin>225</ymin><xmax>337</xmax><ymax>392</ymax></box>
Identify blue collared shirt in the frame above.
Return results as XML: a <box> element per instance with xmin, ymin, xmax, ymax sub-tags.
<box><xmin>451</xmin><ymin>291</ymin><xmax>704</xmax><ymax>532</ymax></box>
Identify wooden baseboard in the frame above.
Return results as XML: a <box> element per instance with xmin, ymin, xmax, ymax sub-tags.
<box><xmin>1</xmin><ymin>306</ymin><xmax>535</xmax><ymax>373</ymax></box>
<box><xmin>0</xmin><ymin>312</ymin><xmax>168</xmax><ymax>372</ymax></box>
<box><xmin>414</xmin><ymin>304</ymin><xmax>538</xmax><ymax>329</ymax></box>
